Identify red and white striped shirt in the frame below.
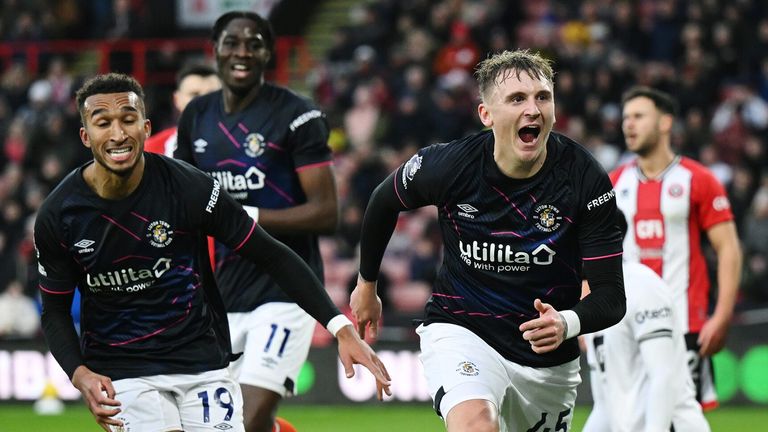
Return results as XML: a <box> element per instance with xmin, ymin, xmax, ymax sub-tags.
<box><xmin>610</xmin><ymin>156</ymin><xmax>733</xmax><ymax>333</ymax></box>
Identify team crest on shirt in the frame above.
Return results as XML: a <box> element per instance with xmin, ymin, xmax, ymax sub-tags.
<box><xmin>668</xmin><ymin>183</ymin><xmax>684</xmax><ymax>197</ymax></box>
<box><xmin>456</xmin><ymin>361</ymin><xmax>480</xmax><ymax>376</ymax></box>
<box><xmin>147</xmin><ymin>220</ymin><xmax>174</xmax><ymax>248</ymax></box>
<box><xmin>401</xmin><ymin>154</ymin><xmax>422</xmax><ymax>189</ymax></box>
<box><xmin>244</xmin><ymin>132</ymin><xmax>266</xmax><ymax>158</ymax></box>
<box><xmin>534</xmin><ymin>204</ymin><xmax>562</xmax><ymax>232</ymax></box>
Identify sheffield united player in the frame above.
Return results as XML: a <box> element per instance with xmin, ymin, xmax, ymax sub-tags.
<box><xmin>351</xmin><ymin>50</ymin><xmax>626</xmax><ymax>432</ymax></box>
<box><xmin>144</xmin><ymin>63</ymin><xmax>221</xmax><ymax>156</ymax></box>
<box><xmin>34</xmin><ymin>73</ymin><xmax>389</xmax><ymax>432</ymax></box>
<box><xmin>174</xmin><ymin>11</ymin><xmax>339</xmax><ymax>432</ymax></box>
<box><xmin>582</xmin><ymin>211</ymin><xmax>710</xmax><ymax>432</ymax></box>
<box><xmin>612</xmin><ymin>86</ymin><xmax>742</xmax><ymax>410</ymax></box>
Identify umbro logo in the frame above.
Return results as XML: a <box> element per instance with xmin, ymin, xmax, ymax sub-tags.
<box><xmin>74</xmin><ymin>239</ymin><xmax>95</xmax><ymax>254</ymax></box>
<box><xmin>74</xmin><ymin>239</ymin><xmax>94</xmax><ymax>248</ymax></box>
<box><xmin>194</xmin><ymin>138</ymin><xmax>208</xmax><ymax>153</ymax></box>
<box><xmin>457</xmin><ymin>204</ymin><xmax>478</xmax><ymax>219</ymax></box>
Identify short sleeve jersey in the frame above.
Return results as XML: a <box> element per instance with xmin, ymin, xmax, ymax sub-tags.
<box><xmin>610</xmin><ymin>156</ymin><xmax>734</xmax><ymax>333</ymax></box>
<box><xmin>34</xmin><ymin>153</ymin><xmax>256</xmax><ymax>380</ymax></box>
<box><xmin>584</xmin><ymin>262</ymin><xmax>694</xmax><ymax>431</ymax></box>
<box><xmin>175</xmin><ymin>84</ymin><xmax>331</xmax><ymax>311</ymax></box>
<box><xmin>394</xmin><ymin>130</ymin><xmax>622</xmax><ymax>367</ymax></box>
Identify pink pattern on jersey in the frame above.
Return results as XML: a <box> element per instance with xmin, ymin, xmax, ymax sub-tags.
<box><xmin>108</xmin><ymin>302</ymin><xmax>192</xmax><ymax>346</ymax></box>
<box><xmin>433</xmin><ymin>292</ymin><xmax>464</xmax><ymax>299</ymax></box>
<box><xmin>39</xmin><ymin>284</ymin><xmax>74</xmax><ymax>295</ymax></box>
<box><xmin>216</xmin><ymin>159</ymin><xmax>247</xmax><ymax>168</ymax></box>
<box><xmin>265</xmin><ymin>179</ymin><xmax>297</xmax><ymax>204</ymax></box>
<box><xmin>393</xmin><ymin>169</ymin><xmax>409</xmax><ymax>208</ymax></box>
<box><xmin>491</xmin><ymin>230</ymin><xmax>523</xmax><ymax>238</ymax></box>
<box><xmin>237</xmin><ymin>123</ymin><xmax>249</xmax><ymax>133</ymax></box>
<box><xmin>113</xmin><ymin>255</ymin><xmax>152</xmax><ymax>264</ymax></box>
<box><xmin>233</xmin><ymin>219</ymin><xmax>257</xmax><ymax>252</ymax></box>
<box><xmin>295</xmin><ymin>160</ymin><xmax>332</xmax><ymax>173</ymax></box>
<box><xmin>491</xmin><ymin>185</ymin><xmax>527</xmax><ymax>219</ymax></box>
<box><xmin>583</xmin><ymin>251</ymin><xmax>623</xmax><ymax>261</ymax></box>
<box><xmin>444</xmin><ymin>204</ymin><xmax>461</xmax><ymax>236</ymax></box>
<box><xmin>101</xmin><ymin>215</ymin><xmax>141</xmax><ymax>241</ymax></box>
<box><xmin>218</xmin><ymin>121</ymin><xmax>241</xmax><ymax>148</ymax></box>
<box><xmin>130</xmin><ymin>211</ymin><xmax>149</xmax><ymax>222</ymax></box>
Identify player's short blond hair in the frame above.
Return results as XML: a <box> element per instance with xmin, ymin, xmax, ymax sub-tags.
<box><xmin>474</xmin><ymin>49</ymin><xmax>554</xmax><ymax>102</ymax></box>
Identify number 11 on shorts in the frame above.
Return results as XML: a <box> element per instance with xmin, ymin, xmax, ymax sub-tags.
<box><xmin>264</xmin><ymin>323</ymin><xmax>291</xmax><ymax>357</ymax></box>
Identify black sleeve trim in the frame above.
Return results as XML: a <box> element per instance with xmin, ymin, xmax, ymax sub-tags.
<box><xmin>575</xmin><ymin>255</ymin><xmax>626</xmax><ymax>334</ymax></box>
<box><xmin>236</xmin><ymin>222</ymin><xmax>341</xmax><ymax>326</ymax></box>
<box><xmin>40</xmin><ymin>290</ymin><xmax>82</xmax><ymax>379</ymax></box>
<box><xmin>358</xmin><ymin>171</ymin><xmax>407</xmax><ymax>281</ymax></box>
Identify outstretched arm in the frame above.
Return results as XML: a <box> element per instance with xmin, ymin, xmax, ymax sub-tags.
<box><xmin>234</xmin><ymin>220</ymin><xmax>391</xmax><ymax>397</ymax></box>
<box><xmin>352</xmin><ymin>174</ymin><xmax>404</xmax><ymax>339</ymax></box>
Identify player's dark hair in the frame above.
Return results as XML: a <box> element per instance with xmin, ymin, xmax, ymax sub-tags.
<box><xmin>474</xmin><ymin>49</ymin><xmax>554</xmax><ymax>101</ymax></box>
<box><xmin>211</xmin><ymin>11</ymin><xmax>275</xmax><ymax>56</ymax></box>
<box><xmin>615</xmin><ymin>208</ymin><xmax>628</xmax><ymax>241</ymax></box>
<box><xmin>75</xmin><ymin>73</ymin><xmax>145</xmax><ymax>124</ymax></box>
<box><xmin>176</xmin><ymin>63</ymin><xmax>218</xmax><ymax>88</ymax></box>
<box><xmin>621</xmin><ymin>86</ymin><xmax>678</xmax><ymax>116</ymax></box>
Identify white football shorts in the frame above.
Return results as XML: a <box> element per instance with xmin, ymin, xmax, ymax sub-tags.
<box><xmin>228</xmin><ymin>302</ymin><xmax>315</xmax><ymax>397</ymax></box>
<box><xmin>417</xmin><ymin>323</ymin><xmax>581</xmax><ymax>432</ymax></box>
<box><xmin>109</xmin><ymin>367</ymin><xmax>244</xmax><ymax>432</ymax></box>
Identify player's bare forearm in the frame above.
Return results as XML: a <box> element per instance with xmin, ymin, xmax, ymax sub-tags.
<box><xmin>350</xmin><ymin>276</ymin><xmax>382</xmax><ymax>339</ymax></box>
<box><xmin>708</xmin><ymin>221</ymin><xmax>741</xmax><ymax>321</ymax></box>
<box><xmin>700</xmin><ymin>222</ymin><xmax>741</xmax><ymax>355</ymax></box>
<box><xmin>259</xmin><ymin>165</ymin><xmax>338</xmax><ymax>234</ymax></box>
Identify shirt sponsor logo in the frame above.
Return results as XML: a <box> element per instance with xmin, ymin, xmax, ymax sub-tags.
<box><xmin>243</xmin><ymin>132</ymin><xmax>265</xmax><ymax>158</ymax></box>
<box><xmin>459</xmin><ymin>240</ymin><xmax>555</xmax><ymax>272</ymax></box>
<box><xmin>74</xmin><ymin>239</ymin><xmax>95</xmax><ymax>254</ymax></box>
<box><xmin>289</xmin><ymin>109</ymin><xmax>323</xmax><ymax>132</ymax></box>
<box><xmin>713</xmin><ymin>195</ymin><xmax>731</xmax><ymax>211</ymax></box>
<box><xmin>456</xmin><ymin>361</ymin><xmax>479</xmax><ymax>376</ymax></box>
<box><xmin>635</xmin><ymin>219</ymin><xmax>663</xmax><ymax>240</ymax></box>
<box><xmin>194</xmin><ymin>138</ymin><xmax>208</xmax><ymax>153</ymax></box>
<box><xmin>85</xmin><ymin>257</ymin><xmax>172</xmax><ymax>294</ymax></box>
<box><xmin>635</xmin><ymin>306</ymin><xmax>672</xmax><ymax>324</ymax></box>
<box><xmin>457</xmin><ymin>203</ymin><xmax>477</xmax><ymax>219</ymax></box>
<box><xmin>205</xmin><ymin>179</ymin><xmax>221</xmax><ymax>213</ymax></box>
<box><xmin>401</xmin><ymin>154</ymin><xmax>422</xmax><ymax>190</ymax></box>
<box><xmin>146</xmin><ymin>220</ymin><xmax>173</xmax><ymax>248</ymax></box>
<box><xmin>534</xmin><ymin>204</ymin><xmax>562</xmax><ymax>232</ymax></box>
<box><xmin>586</xmin><ymin>189</ymin><xmax>616</xmax><ymax>211</ymax></box>
<box><xmin>208</xmin><ymin>167</ymin><xmax>265</xmax><ymax>200</ymax></box>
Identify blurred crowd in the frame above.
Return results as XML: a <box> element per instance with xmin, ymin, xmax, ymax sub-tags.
<box><xmin>2</xmin><ymin>0</ymin><xmax>768</xmax><ymax>341</ymax></box>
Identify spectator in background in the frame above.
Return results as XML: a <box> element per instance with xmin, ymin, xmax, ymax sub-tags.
<box><xmin>144</xmin><ymin>63</ymin><xmax>220</xmax><ymax>156</ymax></box>
<box><xmin>612</xmin><ymin>86</ymin><xmax>742</xmax><ymax>410</ymax></box>
<box><xmin>0</xmin><ymin>279</ymin><xmax>40</xmax><ymax>339</ymax></box>
<box><xmin>742</xmin><ymin>184</ymin><xmax>768</xmax><ymax>305</ymax></box>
